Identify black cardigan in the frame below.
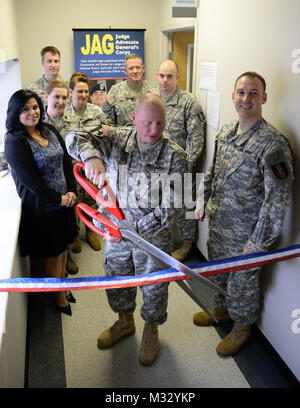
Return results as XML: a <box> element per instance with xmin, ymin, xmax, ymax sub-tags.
<box><xmin>5</xmin><ymin>123</ymin><xmax>77</xmax><ymax>216</ymax></box>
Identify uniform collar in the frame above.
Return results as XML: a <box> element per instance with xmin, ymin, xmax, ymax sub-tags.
<box><xmin>231</xmin><ymin>118</ymin><xmax>265</xmax><ymax>146</ymax></box>
<box><xmin>161</xmin><ymin>87</ymin><xmax>180</xmax><ymax>105</ymax></box>
<box><xmin>125</xmin><ymin>130</ymin><xmax>166</xmax><ymax>163</ymax></box>
<box><xmin>69</xmin><ymin>103</ymin><xmax>92</xmax><ymax>119</ymax></box>
<box><xmin>41</xmin><ymin>74</ymin><xmax>62</xmax><ymax>84</ymax></box>
<box><xmin>125</xmin><ymin>80</ymin><xmax>145</xmax><ymax>97</ymax></box>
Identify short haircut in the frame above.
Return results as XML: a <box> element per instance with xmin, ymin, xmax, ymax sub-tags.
<box><xmin>46</xmin><ymin>80</ymin><xmax>69</xmax><ymax>96</ymax></box>
<box><xmin>69</xmin><ymin>75</ymin><xmax>90</xmax><ymax>90</ymax></box>
<box><xmin>6</xmin><ymin>89</ymin><xmax>45</xmax><ymax>135</ymax></box>
<box><xmin>158</xmin><ymin>59</ymin><xmax>179</xmax><ymax>74</ymax></box>
<box><xmin>234</xmin><ymin>71</ymin><xmax>266</xmax><ymax>93</ymax></box>
<box><xmin>134</xmin><ymin>92</ymin><xmax>165</xmax><ymax>114</ymax></box>
<box><xmin>125</xmin><ymin>54</ymin><xmax>143</xmax><ymax>65</ymax></box>
<box><xmin>41</xmin><ymin>46</ymin><xmax>60</xmax><ymax>60</ymax></box>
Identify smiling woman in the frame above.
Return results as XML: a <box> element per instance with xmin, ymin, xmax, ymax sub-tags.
<box><xmin>19</xmin><ymin>98</ymin><xmax>43</xmax><ymax>137</ymax></box>
<box><xmin>45</xmin><ymin>80</ymin><xmax>68</xmax><ymax>120</ymax></box>
<box><xmin>69</xmin><ymin>75</ymin><xmax>90</xmax><ymax>112</ymax></box>
<box><xmin>4</xmin><ymin>89</ymin><xmax>78</xmax><ymax>316</ymax></box>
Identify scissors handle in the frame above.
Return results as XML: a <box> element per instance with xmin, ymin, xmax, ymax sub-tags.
<box><xmin>73</xmin><ymin>162</ymin><xmax>125</xmax><ymax>220</ymax></box>
<box><xmin>76</xmin><ymin>203</ymin><xmax>122</xmax><ymax>238</ymax></box>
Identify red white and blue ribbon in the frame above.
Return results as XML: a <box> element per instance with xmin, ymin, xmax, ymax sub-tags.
<box><xmin>1</xmin><ymin>244</ymin><xmax>299</xmax><ymax>293</ymax></box>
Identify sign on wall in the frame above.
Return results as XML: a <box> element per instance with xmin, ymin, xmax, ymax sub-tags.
<box><xmin>73</xmin><ymin>29</ymin><xmax>145</xmax><ymax>80</ymax></box>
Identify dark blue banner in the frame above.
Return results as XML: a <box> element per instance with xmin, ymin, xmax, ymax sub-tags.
<box><xmin>73</xmin><ymin>29</ymin><xmax>145</xmax><ymax>80</ymax></box>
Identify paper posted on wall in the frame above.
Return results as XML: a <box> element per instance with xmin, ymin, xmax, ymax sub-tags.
<box><xmin>207</xmin><ymin>90</ymin><xmax>221</xmax><ymax>130</ymax></box>
<box><xmin>199</xmin><ymin>62</ymin><xmax>217</xmax><ymax>91</ymax></box>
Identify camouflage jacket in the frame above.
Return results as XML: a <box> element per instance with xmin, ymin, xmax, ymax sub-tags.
<box><xmin>66</xmin><ymin>126</ymin><xmax>187</xmax><ymax>247</ymax></box>
<box><xmin>198</xmin><ymin>118</ymin><xmax>293</xmax><ymax>252</ymax></box>
<box><xmin>101</xmin><ymin>80</ymin><xmax>159</xmax><ymax>126</ymax></box>
<box><xmin>162</xmin><ymin>88</ymin><xmax>206</xmax><ymax>172</ymax></box>
<box><xmin>65</xmin><ymin>102</ymin><xmax>111</xmax><ymax>133</ymax></box>
<box><xmin>43</xmin><ymin>110</ymin><xmax>79</xmax><ymax>140</ymax></box>
<box><xmin>28</xmin><ymin>74</ymin><xmax>68</xmax><ymax>106</ymax></box>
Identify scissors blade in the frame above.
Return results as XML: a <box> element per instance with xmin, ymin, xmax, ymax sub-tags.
<box><xmin>121</xmin><ymin>229</ymin><xmax>232</xmax><ymax>299</ymax></box>
<box><xmin>176</xmin><ymin>280</ymin><xmax>218</xmax><ymax>323</ymax></box>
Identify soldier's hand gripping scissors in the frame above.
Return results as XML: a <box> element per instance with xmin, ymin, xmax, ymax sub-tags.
<box><xmin>74</xmin><ymin>162</ymin><xmax>234</xmax><ymax>322</ymax></box>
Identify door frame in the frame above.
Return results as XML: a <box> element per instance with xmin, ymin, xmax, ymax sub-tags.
<box><xmin>158</xmin><ymin>18</ymin><xmax>198</xmax><ymax>94</ymax></box>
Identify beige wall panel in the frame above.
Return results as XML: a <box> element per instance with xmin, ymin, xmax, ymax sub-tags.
<box><xmin>0</xmin><ymin>0</ymin><xmax>19</xmax><ymax>60</ymax></box>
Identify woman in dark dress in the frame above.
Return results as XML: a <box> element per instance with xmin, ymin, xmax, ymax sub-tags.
<box><xmin>5</xmin><ymin>89</ymin><xmax>77</xmax><ymax>316</ymax></box>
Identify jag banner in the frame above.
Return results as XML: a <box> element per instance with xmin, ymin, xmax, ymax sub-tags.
<box><xmin>73</xmin><ymin>29</ymin><xmax>145</xmax><ymax>80</ymax></box>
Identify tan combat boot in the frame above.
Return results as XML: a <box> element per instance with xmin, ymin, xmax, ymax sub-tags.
<box><xmin>216</xmin><ymin>321</ymin><xmax>251</xmax><ymax>356</ymax></box>
<box><xmin>97</xmin><ymin>313</ymin><xmax>135</xmax><ymax>349</ymax></box>
<box><xmin>72</xmin><ymin>235</ymin><xmax>82</xmax><ymax>253</ymax></box>
<box><xmin>171</xmin><ymin>239</ymin><xmax>193</xmax><ymax>262</ymax></box>
<box><xmin>86</xmin><ymin>228</ymin><xmax>101</xmax><ymax>251</ymax></box>
<box><xmin>139</xmin><ymin>322</ymin><xmax>159</xmax><ymax>366</ymax></box>
<box><xmin>193</xmin><ymin>308</ymin><xmax>231</xmax><ymax>326</ymax></box>
<box><xmin>66</xmin><ymin>251</ymin><xmax>79</xmax><ymax>275</ymax></box>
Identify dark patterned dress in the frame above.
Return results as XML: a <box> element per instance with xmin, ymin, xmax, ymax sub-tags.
<box><xmin>5</xmin><ymin>125</ymin><xmax>77</xmax><ymax>258</ymax></box>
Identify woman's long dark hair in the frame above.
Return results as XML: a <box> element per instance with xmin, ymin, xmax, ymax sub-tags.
<box><xmin>5</xmin><ymin>89</ymin><xmax>46</xmax><ymax>135</ymax></box>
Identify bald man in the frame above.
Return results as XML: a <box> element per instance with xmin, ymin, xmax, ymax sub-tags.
<box><xmin>156</xmin><ymin>59</ymin><xmax>206</xmax><ymax>261</ymax></box>
<box><xmin>66</xmin><ymin>93</ymin><xmax>187</xmax><ymax>366</ymax></box>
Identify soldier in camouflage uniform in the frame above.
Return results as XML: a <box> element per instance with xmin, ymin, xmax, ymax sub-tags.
<box><xmin>28</xmin><ymin>46</ymin><xmax>68</xmax><ymax>106</ymax></box>
<box><xmin>43</xmin><ymin>80</ymin><xmax>79</xmax><ymax>275</ymax></box>
<box><xmin>90</xmin><ymin>83</ymin><xmax>107</xmax><ymax>107</ymax></box>
<box><xmin>66</xmin><ymin>74</ymin><xmax>111</xmax><ymax>252</ymax></box>
<box><xmin>101</xmin><ymin>54</ymin><xmax>159</xmax><ymax>126</ymax></box>
<box><xmin>66</xmin><ymin>75</ymin><xmax>109</xmax><ymax>130</ymax></box>
<box><xmin>193</xmin><ymin>72</ymin><xmax>293</xmax><ymax>356</ymax></box>
<box><xmin>66</xmin><ymin>93</ymin><xmax>187</xmax><ymax>365</ymax></box>
<box><xmin>44</xmin><ymin>80</ymin><xmax>78</xmax><ymax>139</ymax></box>
<box><xmin>156</xmin><ymin>60</ymin><xmax>206</xmax><ymax>261</ymax></box>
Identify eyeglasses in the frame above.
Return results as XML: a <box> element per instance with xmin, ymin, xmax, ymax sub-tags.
<box><xmin>21</xmin><ymin>104</ymin><xmax>40</xmax><ymax>113</ymax></box>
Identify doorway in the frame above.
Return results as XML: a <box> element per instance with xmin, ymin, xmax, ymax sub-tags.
<box><xmin>173</xmin><ymin>30</ymin><xmax>194</xmax><ymax>91</ymax></box>
<box><xmin>159</xmin><ymin>20</ymin><xmax>196</xmax><ymax>93</ymax></box>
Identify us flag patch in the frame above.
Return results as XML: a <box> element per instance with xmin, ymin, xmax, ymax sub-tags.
<box><xmin>102</xmin><ymin>125</ymin><xmax>112</xmax><ymax>137</ymax></box>
<box><xmin>106</xmin><ymin>95</ymin><xmax>113</xmax><ymax>105</ymax></box>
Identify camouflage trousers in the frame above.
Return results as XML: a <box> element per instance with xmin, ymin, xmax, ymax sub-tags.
<box><xmin>207</xmin><ymin>229</ymin><xmax>260</xmax><ymax>325</ymax></box>
<box><xmin>174</xmin><ymin>210</ymin><xmax>197</xmax><ymax>241</ymax></box>
<box><xmin>104</xmin><ymin>240</ymin><xmax>169</xmax><ymax>325</ymax></box>
<box><xmin>174</xmin><ymin>171</ymin><xmax>197</xmax><ymax>241</ymax></box>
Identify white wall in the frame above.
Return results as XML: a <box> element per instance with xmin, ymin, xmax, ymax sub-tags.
<box><xmin>0</xmin><ymin>1</ymin><xmax>20</xmax><ymax>147</ymax></box>
<box><xmin>14</xmin><ymin>0</ymin><xmax>160</xmax><ymax>87</ymax></box>
<box><xmin>0</xmin><ymin>0</ymin><xmax>19</xmax><ymax>60</ymax></box>
<box><xmin>192</xmin><ymin>0</ymin><xmax>300</xmax><ymax>381</ymax></box>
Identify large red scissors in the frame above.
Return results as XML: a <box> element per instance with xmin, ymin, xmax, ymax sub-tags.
<box><xmin>73</xmin><ymin>162</ymin><xmax>235</xmax><ymax>321</ymax></box>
